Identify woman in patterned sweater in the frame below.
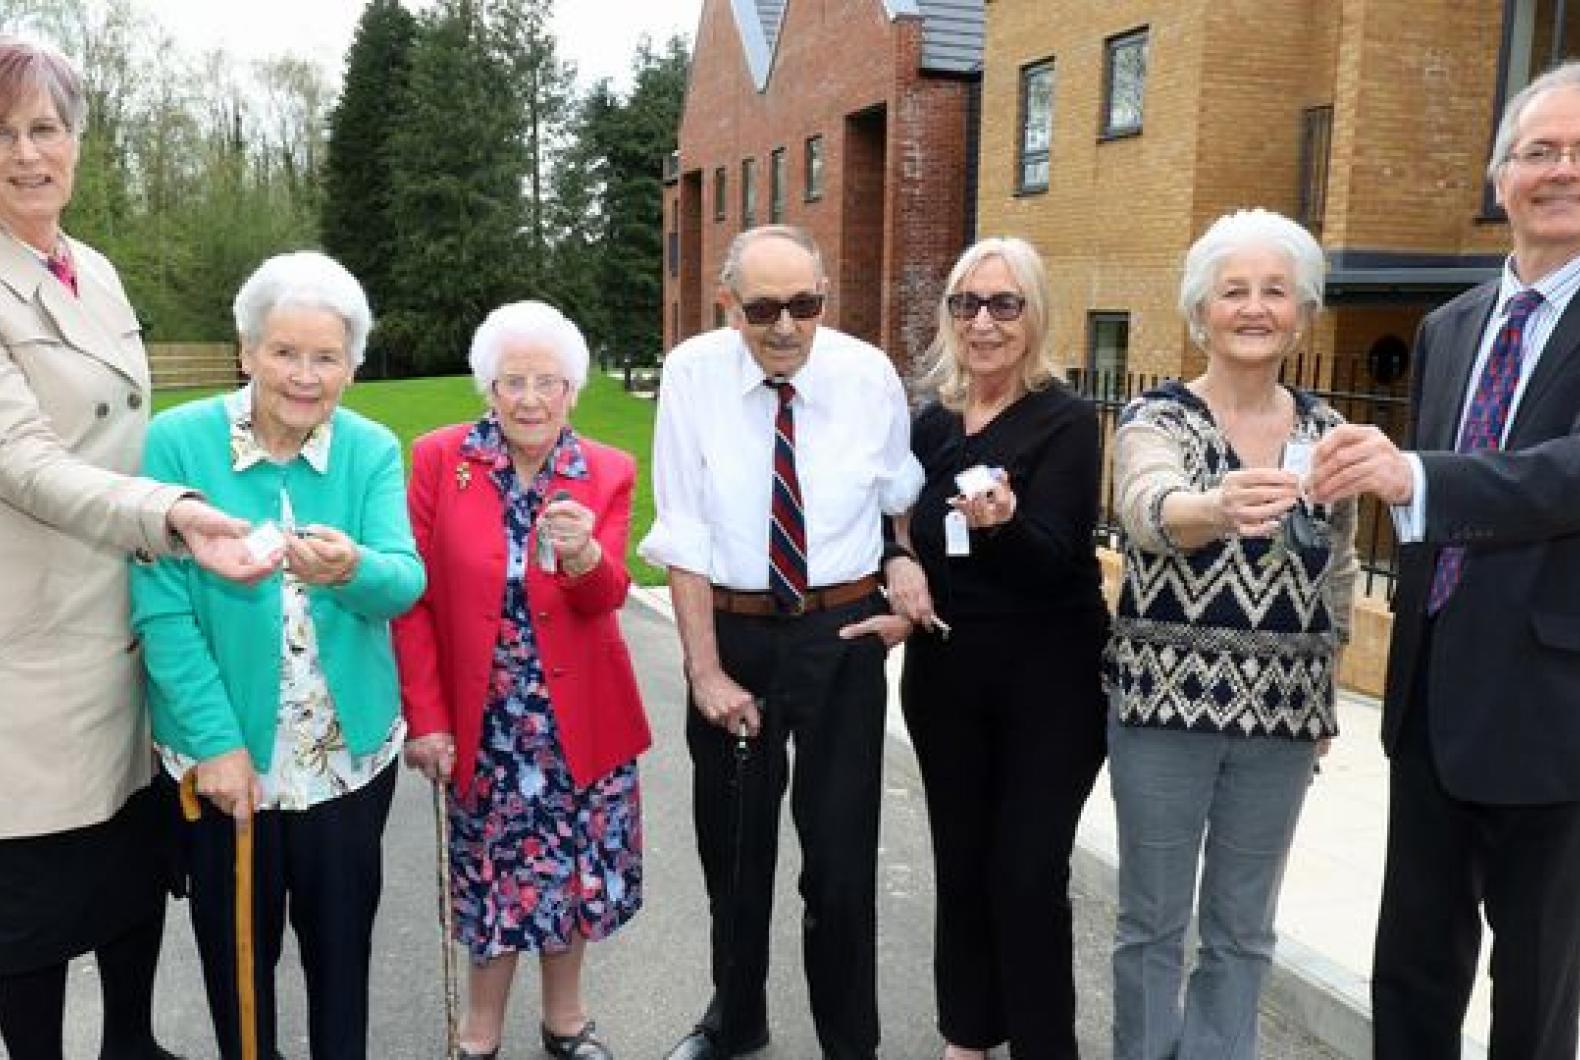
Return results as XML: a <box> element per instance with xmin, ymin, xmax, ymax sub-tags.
<box><xmin>1105</xmin><ymin>208</ymin><xmax>1358</xmax><ymax>1060</ymax></box>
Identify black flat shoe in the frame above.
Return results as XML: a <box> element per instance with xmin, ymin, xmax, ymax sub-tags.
<box><xmin>457</xmin><ymin>1047</ymin><xmax>499</xmax><ymax>1060</ymax></box>
<box><xmin>662</xmin><ymin>1029</ymin><xmax>716</xmax><ymax>1060</ymax></box>
<box><xmin>541</xmin><ymin>1020</ymin><xmax>612</xmax><ymax>1060</ymax></box>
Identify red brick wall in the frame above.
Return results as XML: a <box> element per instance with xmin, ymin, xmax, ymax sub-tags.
<box><xmin>664</xmin><ymin>0</ymin><xmax>975</xmax><ymax>374</ymax></box>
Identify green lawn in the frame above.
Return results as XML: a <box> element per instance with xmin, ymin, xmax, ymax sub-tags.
<box><xmin>154</xmin><ymin>372</ymin><xmax>665</xmax><ymax>585</ymax></box>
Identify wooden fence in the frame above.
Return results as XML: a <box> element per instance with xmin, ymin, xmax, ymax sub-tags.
<box><xmin>147</xmin><ymin>342</ymin><xmax>239</xmax><ymax>390</ymax></box>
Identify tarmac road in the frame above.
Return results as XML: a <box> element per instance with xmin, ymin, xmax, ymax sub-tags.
<box><xmin>35</xmin><ymin>598</ymin><xmax>1338</xmax><ymax>1059</ymax></box>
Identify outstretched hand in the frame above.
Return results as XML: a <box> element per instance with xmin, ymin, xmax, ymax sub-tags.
<box><xmin>167</xmin><ymin>498</ymin><xmax>279</xmax><ymax>584</ymax></box>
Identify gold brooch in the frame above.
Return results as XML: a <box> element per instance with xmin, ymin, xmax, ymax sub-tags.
<box><xmin>455</xmin><ymin>462</ymin><xmax>471</xmax><ymax>490</ymax></box>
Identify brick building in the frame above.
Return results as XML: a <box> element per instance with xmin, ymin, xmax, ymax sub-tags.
<box><xmin>662</xmin><ymin>0</ymin><xmax>984</xmax><ymax>371</ymax></box>
<box><xmin>977</xmin><ymin>0</ymin><xmax>1574</xmax><ymax>391</ymax></box>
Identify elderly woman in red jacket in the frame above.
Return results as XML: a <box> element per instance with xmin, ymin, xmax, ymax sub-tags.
<box><xmin>394</xmin><ymin>301</ymin><xmax>650</xmax><ymax>1060</ymax></box>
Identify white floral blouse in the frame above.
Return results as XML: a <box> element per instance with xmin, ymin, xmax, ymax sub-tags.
<box><xmin>158</xmin><ymin>386</ymin><xmax>404</xmax><ymax>811</ymax></box>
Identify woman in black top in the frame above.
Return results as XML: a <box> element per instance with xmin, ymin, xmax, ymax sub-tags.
<box><xmin>884</xmin><ymin>237</ymin><xmax>1108</xmax><ymax>1060</ymax></box>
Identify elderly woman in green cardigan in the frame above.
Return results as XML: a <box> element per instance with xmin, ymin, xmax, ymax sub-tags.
<box><xmin>130</xmin><ymin>251</ymin><xmax>425</xmax><ymax>1060</ymax></box>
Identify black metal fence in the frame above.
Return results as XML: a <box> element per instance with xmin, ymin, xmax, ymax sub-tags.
<box><xmin>1069</xmin><ymin>355</ymin><xmax>1410</xmax><ymax>599</ymax></box>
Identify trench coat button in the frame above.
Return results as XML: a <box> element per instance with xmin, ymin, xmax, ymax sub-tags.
<box><xmin>127</xmin><ymin>391</ymin><xmax>143</xmax><ymax>409</ymax></box>
<box><xmin>95</xmin><ymin>401</ymin><xmax>109</xmax><ymax>418</ymax></box>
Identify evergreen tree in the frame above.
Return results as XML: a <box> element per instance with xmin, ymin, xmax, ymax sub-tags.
<box><xmin>321</xmin><ymin>0</ymin><xmax>417</xmax><ymax>376</ymax></box>
<box><xmin>382</xmin><ymin>0</ymin><xmax>542</xmax><ymax>374</ymax></box>
<box><xmin>597</xmin><ymin>36</ymin><xmax>688</xmax><ymax>366</ymax></box>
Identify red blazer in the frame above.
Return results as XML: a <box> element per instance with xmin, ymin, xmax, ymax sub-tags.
<box><xmin>394</xmin><ymin>422</ymin><xmax>651</xmax><ymax>796</ymax></box>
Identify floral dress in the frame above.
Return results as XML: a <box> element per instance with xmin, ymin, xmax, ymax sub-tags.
<box><xmin>447</xmin><ymin>415</ymin><xmax>642</xmax><ymax>961</ymax></box>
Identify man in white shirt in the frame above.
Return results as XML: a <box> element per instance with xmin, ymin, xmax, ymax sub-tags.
<box><xmin>641</xmin><ymin>225</ymin><xmax>921</xmax><ymax>1060</ymax></box>
<box><xmin>1310</xmin><ymin>62</ymin><xmax>1580</xmax><ymax>1060</ymax></box>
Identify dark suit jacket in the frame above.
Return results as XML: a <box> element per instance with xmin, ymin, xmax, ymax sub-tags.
<box><xmin>1384</xmin><ymin>277</ymin><xmax>1580</xmax><ymax>805</ymax></box>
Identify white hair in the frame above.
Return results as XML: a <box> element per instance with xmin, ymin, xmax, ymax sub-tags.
<box><xmin>1489</xmin><ymin>61</ymin><xmax>1580</xmax><ymax>180</ymax></box>
<box><xmin>468</xmin><ymin>301</ymin><xmax>590</xmax><ymax>396</ymax></box>
<box><xmin>1178</xmin><ymin>208</ymin><xmax>1326</xmax><ymax>344</ymax></box>
<box><xmin>233</xmin><ymin>251</ymin><xmax>372</xmax><ymax>368</ymax></box>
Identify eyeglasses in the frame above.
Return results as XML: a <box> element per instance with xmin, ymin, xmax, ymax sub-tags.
<box><xmin>493</xmin><ymin>374</ymin><xmax>569</xmax><ymax>400</ymax></box>
<box><xmin>737</xmin><ymin>293</ymin><xmax>825</xmax><ymax>326</ymax></box>
<box><xmin>0</xmin><ymin>120</ymin><xmax>69</xmax><ymax>153</ymax></box>
<box><xmin>946</xmin><ymin>291</ymin><xmax>1027</xmax><ymax>322</ymax></box>
<box><xmin>1506</xmin><ymin>141</ymin><xmax>1580</xmax><ymax>171</ymax></box>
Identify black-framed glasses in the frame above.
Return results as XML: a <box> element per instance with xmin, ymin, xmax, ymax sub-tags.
<box><xmin>946</xmin><ymin>291</ymin><xmax>1026</xmax><ymax>322</ymax></box>
<box><xmin>738</xmin><ymin>293</ymin><xmax>825</xmax><ymax>326</ymax></box>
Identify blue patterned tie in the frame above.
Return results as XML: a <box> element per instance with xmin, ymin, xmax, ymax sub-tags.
<box><xmin>1426</xmin><ymin>288</ymin><xmax>1544</xmax><ymax>614</ymax></box>
<box><xmin>766</xmin><ymin>378</ymin><xmax>807</xmax><ymax>611</ymax></box>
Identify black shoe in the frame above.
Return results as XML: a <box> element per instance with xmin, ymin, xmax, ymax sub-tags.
<box><xmin>663</xmin><ymin>1025</ymin><xmax>770</xmax><ymax>1060</ymax></box>
<box><xmin>542</xmin><ymin>1019</ymin><xmax>612</xmax><ymax>1059</ymax></box>
<box><xmin>456</xmin><ymin>1047</ymin><xmax>498</xmax><ymax>1060</ymax></box>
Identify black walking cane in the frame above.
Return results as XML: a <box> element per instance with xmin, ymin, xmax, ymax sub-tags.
<box><xmin>714</xmin><ymin>707</ymin><xmax>756</xmax><ymax>1051</ymax></box>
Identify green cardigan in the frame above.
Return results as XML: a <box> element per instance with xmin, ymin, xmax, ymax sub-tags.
<box><xmin>130</xmin><ymin>394</ymin><xmax>426</xmax><ymax>771</ymax></box>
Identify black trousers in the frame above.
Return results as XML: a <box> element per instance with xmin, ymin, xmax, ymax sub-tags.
<box><xmin>1372</xmin><ymin>640</ymin><xmax>1580</xmax><ymax>1060</ymax></box>
<box><xmin>185</xmin><ymin>763</ymin><xmax>396</xmax><ymax>1060</ymax></box>
<box><xmin>686</xmin><ymin>594</ymin><xmax>888</xmax><ymax>1060</ymax></box>
<box><xmin>902</xmin><ymin>614</ymin><xmax>1106</xmax><ymax>1060</ymax></box>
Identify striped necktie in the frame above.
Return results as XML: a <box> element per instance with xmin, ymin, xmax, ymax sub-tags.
<box><xmin>1427</xmin><ymin>287</ymin><xmax>1544</xmax><ymax>614</ymax></box>
<box><xmin>766</xmin><ymin>377</ymin><xmax>808</xmax><ymax>611</ymax></box>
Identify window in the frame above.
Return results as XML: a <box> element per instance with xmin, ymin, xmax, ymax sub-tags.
<box><xmin>770</xmin><ymin>147</ymin><xmax>786</xmax><ymax>222</ymax></box>
<box><xmin>713</xmin><ymin>167</ymin><xmax>726</xmax><ymax>222</ymax></box>
<box><xmin>1087</xmin><ymin>312</ymin><xmax>1130</xmax><ymax>394</ymax></box>
<box><xmin>804</xmin><ymin>135</ymin><xmax>824</xmax><ymax>201</ymax></box>
<box><xmin>741</xmin><ymin>157</ymin><xmax>757</xmax><ymax>228</ymax></box>
<box><xmin>1102</xmin><ymin>28</ymin><xmax>1148</xmax><ymax>138</ymax></box>
<box><xmin>1486</xmin><ymin>0</ymin><xmax>1580</xmax><ymax>213</ymax></box>
<box><xmin>1017</xmin><ymin>58</ymin><xmax>1055</xmax><ymax>193</ymax></box>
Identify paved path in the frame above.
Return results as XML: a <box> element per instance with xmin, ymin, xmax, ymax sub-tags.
<box><xmin>32</xmin><ymin>598</ymin><xmax>1337</xmax><ymax>1059</ymax></box>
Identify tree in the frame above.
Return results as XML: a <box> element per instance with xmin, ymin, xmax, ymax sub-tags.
<box><xmin>381</xmin><ymin>0</ymin><xmax>539</xmax><ymax>373</ymax></box>
<box><xmin>320</xmin><ymin>0</ymin><xmax>417</xmax><ymax>375</ymax></box>
<box><xmin>554</xmin><ymin>35</ymin><xmax>687</xmax><ymax>365</ymax></box>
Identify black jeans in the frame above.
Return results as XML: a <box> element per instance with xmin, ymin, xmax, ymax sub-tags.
<box><xmin>687</xmin><ymin>594</ymin><xmax>888</xmax><ymax>1060</ymax></box>
<box><xmin>185</xmin><ymin>764</ymin><xmax>396</xmax><ymax>1060</ymax></box>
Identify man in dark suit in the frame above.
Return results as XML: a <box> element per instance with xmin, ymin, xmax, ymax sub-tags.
<box><xmin>1310</xmin><ymin>62</ymin><xmax>1580</xmax><ymax>1059</ymax></box>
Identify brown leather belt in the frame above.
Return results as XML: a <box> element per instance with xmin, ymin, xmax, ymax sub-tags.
<box><xmin>712</xmin><ymin>574</ymin><xmax>881</xmax><ymax>617</ymax></box>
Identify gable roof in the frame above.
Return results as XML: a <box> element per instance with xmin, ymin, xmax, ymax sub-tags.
<box><xmin>728</xmin><ymin>0</ymin><xmax>983</xmax><ymax>91</ymax></box>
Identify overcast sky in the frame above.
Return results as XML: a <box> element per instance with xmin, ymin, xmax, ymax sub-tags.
<box><xmin>143</xmin><ymin>0</ymin><xmax>702</xmax><ymax>92</ymax></box>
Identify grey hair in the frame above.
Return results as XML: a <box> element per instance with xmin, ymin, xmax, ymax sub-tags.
<box><xmin>233</xmin><ymin>252</ymin><xmax>372</xmax><ymax>368</ymax></box>
<box><xmin>1488</xmin><ymin>61</ymin><xmax>1580</xmax><ymax>180</ymax></box>
<box><xmin>920</xmin><ymin>236</ymin><xmax>1058</xmax><ymax>411</ymax></box>
<box><xmin>468</xmin><ymin>300</ymin><xmax>590</xmax><ymax>397</ymax></box>
<box><xmin>718</xmin><ymin>224</ymin><xmax>826</xmax><ymax>291</ymax></box>
<box><xmin>0</xmin><ymin>34</ymin><xmax>87</xmax><ymax>137</ymax></box>
<box><xmin>1179</xmin><ymin>208</ymin><xmax>1325</xmax><ymax>345</ymax></box>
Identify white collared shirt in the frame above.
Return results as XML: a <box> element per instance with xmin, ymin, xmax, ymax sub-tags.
<box><xmin>1395</xmin><ymin>253</ymin><xmax>1580</xmax><ymax>540</ymax></box>
<box><xmin>639</xmin><ymin>326</ymin><xmax>922</xmax><ymax>590</ymax></box>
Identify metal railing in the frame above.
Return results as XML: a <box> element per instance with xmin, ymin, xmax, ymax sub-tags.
<box><xmin>1069</xmin><ymin>355</ymin><xmax>1409</xmax><ymax>599</ymax></box>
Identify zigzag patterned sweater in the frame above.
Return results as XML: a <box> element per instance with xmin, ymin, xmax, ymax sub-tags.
<box><xmin>1104</xmin><ymin>382</ymin><xmax>1358</xmax><ymax>740</ymax></box>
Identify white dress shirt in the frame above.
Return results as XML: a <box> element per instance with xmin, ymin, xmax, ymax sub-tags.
<box><xmin>1394</xmin><ymin>253</ymin><xmax>1580</xmax><ymax>540</ymax></box>
<box><xmin>639</xmin><ymin>325</ymin><xmax>923</xmax><ymax>590</ymax></box>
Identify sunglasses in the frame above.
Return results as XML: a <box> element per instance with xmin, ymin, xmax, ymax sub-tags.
<box><xmin>738</xmin><ymin>293</ymin><xmax>826</xmax><ymax>326</ymax></box>
<box><xmin>946</xmin><ymin>291</ymin><xmax>1027</xmax><ymax>322</ymax></box>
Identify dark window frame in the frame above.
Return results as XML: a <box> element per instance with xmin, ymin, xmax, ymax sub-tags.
<box><xmin>769</xmin><ymin>146</ymin><xmax>787</xmax><ymax>222</ymax></box>
<box><xmin>1480</xmin><ymin>0</ymin><xmax>1579</xmax><ymax>218</ymax></box>
<box><xmin>741</xmin><ymin>157</ymin><xmax>757</xmax><ymax>229</ymax></box>
<box><xmin>1100</xmin><ymin>27</ymin><xmax>1149</xmax><ymax>140</ymax></box>
<box><xmin>713</xmin><ymin>166</ymin><xmax>726</xmax><ymax>223</ymax></box>
<box><xmin>804</xmin><ymin>135</ymin><xmax>824</xmax><ymax>202</ymax></box>
<box><xmin>1087</xmin><ymin>311</ymin><xmax>1131</xmax><ymax>390</ymax></box>
<box><xmin>1016</xmin><ymin>56</ymin><xmax>1055</xmax><ymax>195</ymax></box>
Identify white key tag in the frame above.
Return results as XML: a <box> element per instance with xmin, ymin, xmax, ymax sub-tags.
<box><xmin>944</xmin><ymin>509</ymin><xmax>971</xmax><ymax>557</ymax></box>
<box><xmin>1282</xmin><ymin>439</ymin><xmax>1314</xmax><ymax>485</ymax></box>
<box><xmin>244</xmin><ymin>520</ymin><xmax>285</xmax><ymax>564</ymax></box>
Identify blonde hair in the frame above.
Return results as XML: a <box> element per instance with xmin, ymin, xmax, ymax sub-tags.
<box><xmin>920</xmin><ymin>236</ymin><xmax>1057</xmax><ymax>410</ymax></box>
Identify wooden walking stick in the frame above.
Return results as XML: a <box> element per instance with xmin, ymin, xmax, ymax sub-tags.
<box><xmin>433</xmin><ymin>781</ymin><xmax>460</xmax><ymax>1060</ymax></box>
<box><xmin>180</xmin><ymin>772</ymin><xmax>259</xmax><ymax>1060</ymax></box>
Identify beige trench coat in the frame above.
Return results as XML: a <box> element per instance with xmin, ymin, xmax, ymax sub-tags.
<box><xmin>0</xmin><ymin>233</ymin><xmax>189</xmax><ymax>839</ymax></box>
